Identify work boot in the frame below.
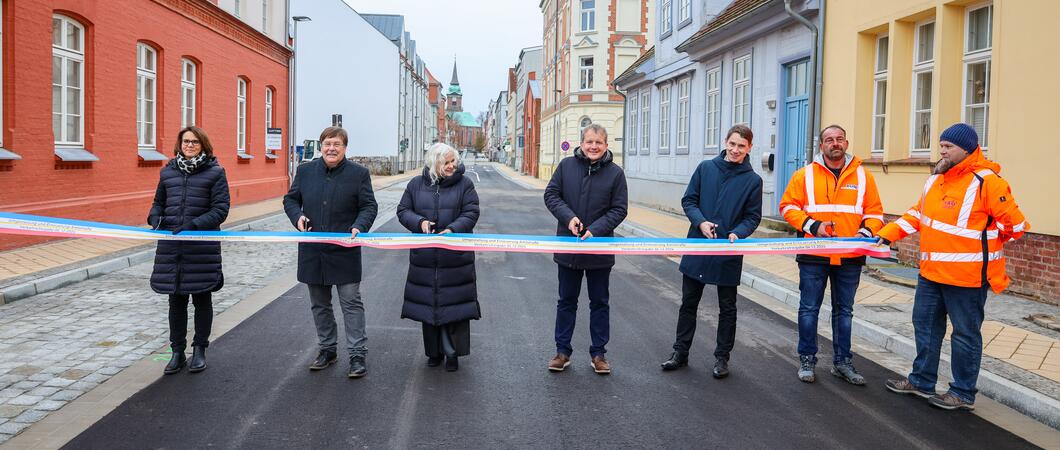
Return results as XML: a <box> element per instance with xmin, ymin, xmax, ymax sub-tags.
<box><xmin>929</xmin><ymin>392</ymin><xmax>975</xmax><ymax>411</ymax></box>
<box><xmin>798</xmin><ymin>355</ymin><xmax>816</xmax><ymax>383</ymax></box>
<box><xmin>188</xmin><ymin>346</ymin><xmax>207</xmax><ymax>373</ymax></box>
<box><xmin>164</xmin><ymin>350</ymin><xmax>186</xmax><ymax>375</ymax></box>
<box><xmin>548</xmin><ymin>353</ymin><xmax>571</xmax><ymax>372</ymax></box>
<box><xmin>660</xmin><ymin>352</ymin><xmax>688</xmax><ymax>371</ymax></box>
<box><xmin>348</xmin><ymin>356</ymin><xmax>367</xmax><ymax>378</ymax></box>
<box><xmin>309</xmin><ymin>349</ymin><xmax>337</xmax><ymax>371</ymax></box>
<box><xmin>712</xmin><ymin>358</ymin><xmax>730</xmax><ymax>379</ymax></box>
<box><xmin>831</xmin><ymin>359</ymin><xmax>865</xmax><ymax>385</ymax></box>
<box><xmin>885</xmin><ymin>377</ymin><xmax>933</xmax><ymax>398</ymax></box>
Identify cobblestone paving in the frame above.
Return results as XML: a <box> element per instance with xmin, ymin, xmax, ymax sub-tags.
<box><xmin>0</xmin><ymin>188</ymin><xmax>402</xmax><ymax>443</ymax></box>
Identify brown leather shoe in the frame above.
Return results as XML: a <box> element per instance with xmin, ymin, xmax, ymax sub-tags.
<box><xmin>590</xmin><ymin>355</ymin><xmax>611</xmax><ymax>375</ymax></box>
<box><xmin>548</xmin><ymin>353</ymin><xmax>571</xmax><ymax>372</ymax></box>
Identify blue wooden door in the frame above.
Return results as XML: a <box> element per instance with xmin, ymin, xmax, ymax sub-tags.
<box><xmin>780</xmin><ymin>60</ymin><xmax>810</xmax><ymax>210</ymax></box>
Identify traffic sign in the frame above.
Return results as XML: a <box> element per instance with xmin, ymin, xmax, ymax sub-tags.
<box><xmin>561</xmin><ymin>141</ymin><xmax>570</xmax><ymax>152</ymax></box>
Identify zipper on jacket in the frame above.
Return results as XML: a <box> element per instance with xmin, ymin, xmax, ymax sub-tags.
<box><xmin>433</xmin><ymin>183</ymin><xmax>441</xmax><ymax>324</ymax></box>
<box><xmin>176</xmin><ymin>173</ymin><xmax>189</xmax><ymax>293</ymax></box>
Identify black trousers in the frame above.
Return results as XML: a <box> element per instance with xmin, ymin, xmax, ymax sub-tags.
<box><xmin>423</xmin><ymin>320</ymin><xmax>471</xmax><ymax>358</ymax></box>
<box><xmin>673</xmin><ymin>275</ymin><xmax>738</xmax><ymax>360</ymax></box>
<box><xmin>168</xmin><ymin>292</ymin><xmax>213</xmax><ymax>352</ymax></box>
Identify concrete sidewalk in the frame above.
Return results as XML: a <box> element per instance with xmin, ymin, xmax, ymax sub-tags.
<box><xmin>0</xmin><ymin>171</ymin><xmax>417</xmax><ymax>305</ymax></box>
<box><xmin>492</xmin><ymin>162</ymin><xmax>1060</xmax><ymax>430</ymax></box>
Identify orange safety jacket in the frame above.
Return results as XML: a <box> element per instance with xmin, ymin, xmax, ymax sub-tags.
<box><xmin>877</xmin><ymin>148</ymin><xmax>1028</xmax><ymax>293</ymax></box>
<box><xmin>780</xmin><ymin>153</ymin><xmax>884</xmax><ymax>264</ymax></box>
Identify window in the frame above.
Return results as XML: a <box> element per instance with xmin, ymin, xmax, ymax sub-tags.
<box><xmin>136</xmin><ymin>44</ymin><xmax>157</xmax><ymax>148</ymax></box>
<box><xmin>181</xmin><ymin>59</ymin><xmax>196</xmax><ymax>127</ymax></box>
<box><xmin>237</xmin><ymin>78</ymin><xmax>247</xmax><ymax>153</ymax></box>
<box><xmin>676</xmin><ymin>77</ymin><xmax>690</xmax><ymax>152</ymax></box>
<box><xmin>233</xmin><ymin>0</ymin><xmax>241</xmax><ymax>17</ymax></box>
<box><xmin>658</xmin><ymin>83</ymin><xmax>671</xmax><ymax>153</ymax></box>
<box><xmin>261</xmin><ymin>0</ymin><xmax>268</xmax><ymax>31</ymax></box>
<box><xmin>581</xmin><ymin>0</ymin><xmax>595</xmax><ymax>32</ymax></box>
<box><xmin>580</xmin><ymin>116</ymin><xmax>592</xmax><ymax>130</ymax></box>
<box><xmin>628</xmin><ymin>93</ymin><xmax>639</xmax><ymax>154</ymax></box>
<box><xmin>911</xmin><ymin>21</ymin><xmax>934</xmax><ymax>154</ymax></box>
<box><xmin>661</xmin><ymin>0</ymin><xmax>673</xmax><ymax>35</ymax></box>
<box><xmin>872</xmin><ymin>35</ymin><xmax>888</xmax><ymax>154</ymax></box>
<box><xmin>679</xmin><ymin>0</ymin><xmax>691</xmax><ymax>24</ymax></box>
<box><xmin>732</xmin><ymin>54</ymin><xmax>751</xmax><ymax>125</ymax></box>
<box><xmin>265</xmin><ymin>88</ymin><xmax>274</xmax><ymax>130</ymax></box>
<box><xmin>963</xmin><ymin>4</ymin><xmax>992</xmax><ymax>149</ymax></box>
<box><xmin>579</xmin><ymin>56</ymin><xmax>594</xmax><ymax>90</ymax></box>
<box><xmin>52</xmin><ymin>15</ymin><xmax>85</xmax><ymax>146</ymax></box>
<box><xmin>704</xmin><ymin>67</ymin><xmax>721</xmax><ymax>151</ymax></box>
<box><xmin>640</xmin><ymin>90</ymin><xmax>650</xmax><ymax>153</ymax></box>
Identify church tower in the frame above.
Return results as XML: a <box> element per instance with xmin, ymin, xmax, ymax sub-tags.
<box><xmin>447</xmin><ymin>59</ymin><xmax>463</xmax><ymax>112</ymax></box>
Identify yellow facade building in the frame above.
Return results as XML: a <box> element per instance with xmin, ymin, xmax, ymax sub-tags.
<box><xmin>821</xmin><ymin>0</ymin><xmax>1060</xmax><ymax>302</ymax></box>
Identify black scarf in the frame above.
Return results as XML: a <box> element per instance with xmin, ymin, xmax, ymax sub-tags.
<box><xmin>175</xmin><ymin>152</ymin><xmax>208</xmax><ymax>174</ymax></box>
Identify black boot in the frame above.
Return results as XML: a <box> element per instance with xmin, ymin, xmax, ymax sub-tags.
<box><xmin>661</xmin><ymin>352</ymin><xmax>688</xmax><ymax>371</ymax></box>
<box><xmin>188</xmin><ymin>346</ymin><xmax>207</xmax><ymax>373</ymax></box>
<box><xmin>427</xmin><ymin>356</ymin><xmax>444</xmax><ymax>367</ymax></box>
<box><xmin>712</xmin><ymin>358</ymin><xmax>730</xmax><ymax>379</ymax></box>
<box><xmin>164</xmin><ymin>350</ymin><xmax>186</xmax><ymax>375</ymax></box>
<box><xmin>348</xmin><ymin>356</ymin><xmax>367</xmax><ymax>378</ymax></box>
<box><xmin>445</xmin><ymin>355</ymin><xmax>459</xmax><ymax>372</ymax></box>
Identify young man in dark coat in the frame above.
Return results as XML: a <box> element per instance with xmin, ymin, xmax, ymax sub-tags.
<box><xmin>543</xmin><ymin>123</ymin><xmax>628</xmax><ymax>375</ymax></box>
<box><xmin>661</xmin><ymin>125</ymin><xmax>763</xmax><ymax>379</ymax></box>
<box><xmin>283</xmin><ymin>127</ymin><xmax>377</xmax><ymax>378</ymax></box>
<box><xmin>397</xmin><ymin>143</ymin><xmax>480</xmax><ymax>372</ymax></box>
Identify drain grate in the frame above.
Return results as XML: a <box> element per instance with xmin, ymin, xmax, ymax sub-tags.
<box><xmin>864</xmin><ymin>305</ymin><xmax>902</xmax><ymax>312</ymax></box>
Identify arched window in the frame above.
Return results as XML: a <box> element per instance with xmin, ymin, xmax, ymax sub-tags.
<box><xmin>265</xmin><ymin>87</ymin><xmax>274</xmax><ymax>130</ymax></box>
<box><xmin>52</xmin><ymin>15</ymin><xmax>85</xmax><ymax>145</ymax></box>
<box><xmin>181</xmin><ymin>58</ymin><xmax>197</xmax><ymax>127</ymax></box>
<box><xmin>236</xmin><ymin>78</ymin><xmax>247</xmax><ymax>153</ymax></box>
<box><xmin>136</xmin><ymin>43</ymin><xmax>158</xmax><ymax>148</ymax></box>
<box><xmin>580</xmin><ymin>116</ymin><xmax>592</xmax><ymax>130</ymax></box>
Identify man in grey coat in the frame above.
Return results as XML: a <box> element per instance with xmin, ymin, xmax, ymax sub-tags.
<box><xmin>283</xmin><ymin>127</ymin><xmax>377</xmax><ymax>378</ymax></box>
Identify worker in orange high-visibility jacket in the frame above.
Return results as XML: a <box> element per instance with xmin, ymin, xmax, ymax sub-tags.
<box><xmin>779</xmin><ymin>125</ymin><xmax>884</xmax><ymax>386</ymax></box>
<box><xmin>880</xmin><ymin>123</ymin><xmax>1029</xmax><ymax>412</ymax></box>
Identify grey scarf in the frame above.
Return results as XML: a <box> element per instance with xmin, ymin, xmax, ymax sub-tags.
<box><xmin>175</xmin><ymin>152</ymin><xmax>208</xmax><ymax>174</ymax></box>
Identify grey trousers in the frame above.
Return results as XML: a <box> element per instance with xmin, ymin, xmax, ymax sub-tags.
<box><xmin>306</xmin><ymin>283</ymin><xmax>366</xmax><ymax>357</ymax></box>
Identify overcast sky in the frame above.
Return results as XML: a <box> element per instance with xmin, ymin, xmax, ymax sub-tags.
<box><xmin>343</xmin><ymin>0</ymin><xmax>544</xmax><ymax>117</ymax></box>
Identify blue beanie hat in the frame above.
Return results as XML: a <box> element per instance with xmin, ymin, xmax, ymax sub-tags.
<box><xmin>939</xmin><ymin>123</ymin><xmax>979</xmax><ymax>153</ymax></box>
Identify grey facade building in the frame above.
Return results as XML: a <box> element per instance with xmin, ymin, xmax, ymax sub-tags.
<box><xmin>513</xmin><ymin>46</ymin><xmax>542</xmax><ymax>172</ymax></box>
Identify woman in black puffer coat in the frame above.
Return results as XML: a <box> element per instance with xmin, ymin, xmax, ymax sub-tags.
<box><xmin>147</xmin><ymin>126</ymin><xmax>230</xmax><ymax>375</ymax></box>
<box><xmin>397</xmin><ymin>143</ymin><xmax>480</xmax><ymax>372</ymax></box>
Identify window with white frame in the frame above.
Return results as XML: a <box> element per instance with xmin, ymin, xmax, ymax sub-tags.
<box><xmin>237</xmin><ymin>78</ymin><xmax>247</xmax><ymax>153</ymax></box>
<box><xmin>181</xmin><ymin>59</ymin><xmax>196</xmax><ymax>127</ymax></box>
<box><xmin>676</xmin><ymin>77</ymin><xmax>690</xmax><ymax>152</ymax></box>
<box><xmin>265</xmin><ymin>87</ymin><xmax>273</xmax><ymax>129</ymax></box>
<box><xmin>136</xmin><ymin>43</ymin><xmax>157</xmax><ymax>148</ymax></box>
<box><xmin>640</xmin><ymin>89</ymin><xmax>650</xmax><ymax>153</ymax></box>
<box><xmin>704</xmin><ymin>67</ymin><xmax>721</xmax><ymax>151</ymax></box>
<box><xmin>732</xmin><ymin>54</ymin><xmax>751</xmax><ymax>126</ymax></box>
<box><xmin>679</xmin><ymin>0</ymin><xmax>691</xmax><ymax>24</ymax></box>
<box><xmin>261</xmin><ymin>0</ymin><xmax>268</xmax><ymax>31</ymax></box>
<box><xmin>580</xmin><ymin>116</ymin><xmax>592</xmax><ymax>130</ymax></box>
<box><xmin>52</xmin><ymin>15</ymin><xmax>85</xmax><ymax>146</ymax></box>
<box><xmin>233</xmin><ymin>0</ymin><xmax>241</xmax><ymax>17</ymax></box>
<box><xmin>661</xmin><ymin>0</ymin><xmax>672</xmax><ymax>35</ymax></box>
<box><xmin>872</xmin><ymin>35</ymin><xmax>888</xmax><ymax>154</ymax></box>
<box><xmin>658</xmin><ymin>83</ymin><xmax>671</xmax><ymax>153</ymax></box>
<box><xmin>579</xmin><ymin>56</ymin><xmax>594</xmax><ymax>90</ymax></box>
<box><xmin>628</xmin><ymin>94</ymin><xmax>639</xmax><ymax>153</ymax></box>
<box><xmin>581</xmin><ymin>0</ymin><xmax>595</xmax><ymax>32</ymax></box>
<box><xmin>911</xmin><ymin>21</ymin><xmax>935</xmax><ymax>155</ymax></box>
<box><xmin>963</xmin><ymin>3</ymin><xmax>992</xmax><ymax>150</ymax></box>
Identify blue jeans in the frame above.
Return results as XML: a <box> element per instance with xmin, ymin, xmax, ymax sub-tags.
<box><xmin>555</xmin><ymin>265</ymin><xmax>611</xmax><ymax>357</ymax></box>
<box><xmin>908</xmin><ymin>275</ymin><xmax>988</xmax><ymax>403</ymax></box>
<box><xmin>797</xmin><ymin>263</ymin><xmax>861</xmax><ymax>363</ymax></box>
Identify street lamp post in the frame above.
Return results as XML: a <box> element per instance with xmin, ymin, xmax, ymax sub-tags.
<box><xmin>289</xmin><ymin>15</ymin><xmax>312</xmax><ymax>184</ymax></box>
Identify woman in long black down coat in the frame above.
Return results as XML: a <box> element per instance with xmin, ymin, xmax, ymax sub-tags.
<box><xmin>147</xmin><ymin>126</ymin><xmax>230</xmax><ymax>375</ymax></box>
<box><xmin>397</xmin><ymin>143</ymin><xmax>481</xmax><ymax>372</ymax></box>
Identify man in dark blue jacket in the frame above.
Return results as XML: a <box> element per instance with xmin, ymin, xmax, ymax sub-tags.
<box><xmin>661</xmin><ymin>125</ymin><xmax>763</xmax><ymax>379</ymax></box>
<box><xmin>543</xmin><ymin>124</ymin><xmax>628</xmax><ymax>375</ymax></box>
<box><xmin>283</xmin><ymin>127</ymin><xmax>377</xmax><ymax>379</ymax></box>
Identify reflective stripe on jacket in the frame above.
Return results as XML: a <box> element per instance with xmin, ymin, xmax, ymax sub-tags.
<box><xmin>779</xmin><ymin>153</ymin><xmax>884</xmax><ymax>264</ymax></box>
<box><xmin>877</xmin><ymin>148</ymin><xmax>1029</xmax><ymax>293</ymax></box>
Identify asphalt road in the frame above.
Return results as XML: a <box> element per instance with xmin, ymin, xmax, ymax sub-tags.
<box><xmin>65</xmin><ymin>164</ymin><xmax>1033</xmax><ymax>449</ymax></box>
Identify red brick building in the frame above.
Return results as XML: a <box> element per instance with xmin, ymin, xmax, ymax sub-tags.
<box><xmin>522</xmin><ymin>74</ymin><xmax>541</xmax><ymax>177</ymax></box>
<box><xmin>0</xmin><ymin>0</ymin><xmax>291</xmax><ymax>251</ymax></box>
